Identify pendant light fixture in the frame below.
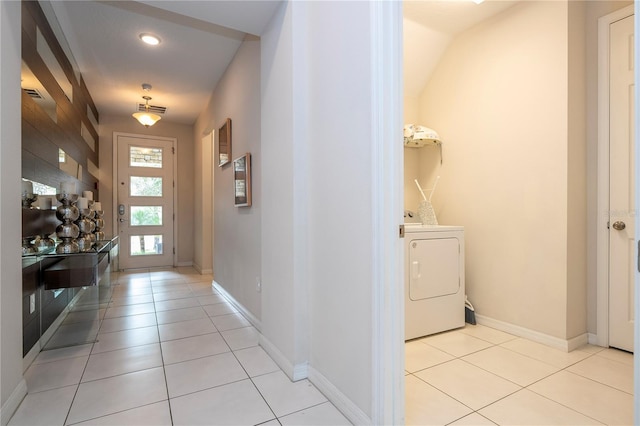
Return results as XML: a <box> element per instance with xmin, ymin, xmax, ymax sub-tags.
<box><xmin>132</xmin><ymin>84</ymin><xmax>161</xmax><ymax>127</ymax></box>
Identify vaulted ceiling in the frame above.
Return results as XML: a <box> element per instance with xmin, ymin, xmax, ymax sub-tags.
<box><xmin>43</xmin><ymin>1</ymin><xmax>517</xmax><ymax>124</ymax></box>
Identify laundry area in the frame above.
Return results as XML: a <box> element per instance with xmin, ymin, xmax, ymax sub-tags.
<box><xmin>401</xmin><ymin>0</ymin><xmax>635</xmax><ymax>424</ymax></box>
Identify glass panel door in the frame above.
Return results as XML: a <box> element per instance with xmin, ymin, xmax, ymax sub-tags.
<box><xmin>116</xmin><ymin>135</ymin><xmax>174</xmax><ymax>269</ymax></box>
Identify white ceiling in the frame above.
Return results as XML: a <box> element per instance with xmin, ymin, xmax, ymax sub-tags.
<box><xmin>403</xmin><ymin>0</ymin><xmax>519</xmax><ymax>97</ymax></box>
<box><xmin>40</xmin><ymin>1</ymin><xmax>516</xmax><ymax>125</ymax></box>
<box><xmin>45</xmin><ymin>0</ymin><xmax>282</xmax><ymax>125</ymax></box>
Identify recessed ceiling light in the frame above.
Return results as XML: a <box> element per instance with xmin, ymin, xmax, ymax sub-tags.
<box><xmin>139</xmin><ymin>33</ymin><xmax>160</xmax><ymax>46</ymax></box>
<box><xmin>472</xmin><ymin>0</ymin><xmax>485</xmax><ymax>4</ymax></box>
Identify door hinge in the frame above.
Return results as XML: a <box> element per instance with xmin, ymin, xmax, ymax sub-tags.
<box><xmin>173</xmin><ymin>213</ymin><xmax>175</xmax><ymax>221</ymax></box>
<box><xmin>172</xmin><ymin>147</ymin><xmax>175</xmax><ymax>154</ymax></box>
<box><xmin>399</xmin><ymin>224</ymin><xmax>405</xmax><ymax>238</ymax></box>
<box><xmin>607</xmin><ymin>221</ymin><xmax>610</xmax><ymax>229</ymax></box>
<box><xmin>173</xmin><ymin>181</ymin><xmax>175</xmax><ymax>188</ymax></box>
<box><xmin>173</xmin><ymin>247</ymin><xmax>175</xmax><ymax>255</ymax></box>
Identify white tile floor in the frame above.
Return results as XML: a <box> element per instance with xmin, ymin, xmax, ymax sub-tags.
<box><xmin>406</xmin><ymin>325</ymin><xmax>634</xmax><ymax>425</ymax></box>
<box><xmin>9</xmin><ymin>267</ymin><xmax>350</xmax><ymax>426</ymax></box>
<box><xmin>10</xmin><ymin>267</ymin><xmax>636</xmax><ymax>425</ymax></box>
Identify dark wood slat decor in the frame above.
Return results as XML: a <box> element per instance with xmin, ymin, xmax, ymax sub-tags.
<box><xmin>21</xmin><ymin>0</ymin><xmax>104</xmax><ymax>357</ymax></box>
<box><xmin>21</xmin><ymin>0</ymin><xmax>99</xmax><ymax>196</ymax></box>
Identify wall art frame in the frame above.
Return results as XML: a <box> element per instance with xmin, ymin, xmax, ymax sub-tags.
<box><xmin>233</xmin><ymin>153</ymin><xmax>251</xmax><ymax>207</ymax></box>
<box><xmin>218</xmin><ymin>118</ymin><xmax>232</xmax><ymax>167</ymax></box>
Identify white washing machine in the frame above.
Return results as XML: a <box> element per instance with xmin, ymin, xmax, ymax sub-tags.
<box><xmin>405</xmin><ymin>224</ymin><xmax>465</xmax><ymax>340</ymax></box>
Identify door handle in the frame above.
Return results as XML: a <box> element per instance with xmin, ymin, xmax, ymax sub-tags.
<box><xmin>612</xmin><ymin>221</ymin><xmax>626</xmax><ymax>231</ymax></box>
<box><xmin>118</xmin><ymin>218</ymin><xmax>128</xmax><ymax>223</ymax></box>
<box><xmin>411</xmin><ymin>260</ymin><xmax>421</xmax><ymax>280</ymax></box>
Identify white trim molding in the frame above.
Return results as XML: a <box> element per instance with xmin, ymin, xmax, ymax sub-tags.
<box><xmin>0</xmin><ymin>379</ymin><xmax>27</xmax><ymax>426</ymax></box>
<box><xmin>192</xmin><ymin>262</ymin><xmax>212</xmax><ymax>275</ymax></box>
<box><xmin>634</xmin><ymin>5</ymin><xmax>640</xmax><ymax>425</ymax></box>
<box><xmin>213</xmin><ymin>281</ymin><xmax>261</xmax><ymax>332</ymax></box>
<box><xmin>370</xmin><ymin>1</ymin><xmax>405</xmax><ymax>425</ymax></box>
<box><xmin>259</xmin><ymin>334</ymin><xmax>308</xmax><ymax>382</ymax></box>
<box><xmin>308</xmin><ymin>366</ymin><xmax>370</xmax><ymax>425</ymax></box>
<box><xmin>476</xmin><ymin>314</ymin><xmax>588</xmax><ymax>352</ymax></box>
<box><xmin>213</xmin><ymin>281</ymin><xmax>310</xmax><ymax>381</ymax></box>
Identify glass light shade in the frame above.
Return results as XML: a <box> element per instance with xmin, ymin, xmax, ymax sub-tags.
<box><xmin>132</xmin><ymin>111</ymin><xmax>161</xmax><ymax>127</ymax></box>
<box><xmin>140</xmin><ymin>33</ymin><xmax>160</xmax><ymax>45</ymax></box>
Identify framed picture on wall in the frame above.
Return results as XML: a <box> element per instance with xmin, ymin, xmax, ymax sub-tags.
<box><xmin>233</xmin><ymin>153</ymin><xmax>251</xmax><ymax>207</ymax></box>
<box><xmin>218</xmin><ymin>118</ymin><xmax>232</xmax><ymax>167</ymax></box>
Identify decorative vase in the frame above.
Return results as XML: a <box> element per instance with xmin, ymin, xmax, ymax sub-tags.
<box><xmin>93</xmin><ymin>209</ymin><xmax>105</xmax><ymax>241</ymax></box>
<box><xmin>75</xmin><ymin>208</ymin><xmax>96</xmax><ymax>252</ymax></box>
<box><xmin>55</xmin><ymin>194</ymin><xmax>80</xmax><ymax>254</ymax></box>
<box><xmin>22</xmin><ymin>237</ymin><xmax>37</xmax><ymax>255</ymax></box>
<box><xmin>418</xmin><ymin>200</ymin><xmax>438</xmax><ymax>225</ymax></box>
<box><xmin>21</xmin><ymin>193</ymin><xmax>38</xmax><ymax>209</ymax></box>
<box><xmin>34</xmin><ymin>234</ymin><xmax>56</xmax><ymax>251</ymax></box>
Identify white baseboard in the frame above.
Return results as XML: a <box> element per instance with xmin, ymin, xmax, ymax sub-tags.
<box><xmin>566</xmin><ymin>333</ymin><xmax>589</xmax><ymax>351</ymax></box>
<box><xmin>192</xmin><ymin>263</ymin><xmax>213</xmax><ymax>275</ymax></box>
<box><xmin>0</xmin><ymin>378</ymin><xmax>27</xmax><ymax>426</ymax></box>
<box><xmin>23</xmin><ymin>341</ymin><xmax>41</xmax><ymax>373</ymax></box>
<box><xmin>211</xmin><ymin>282</ymin><xmax>310</xmax><ymax>380</ymax></box>
<box><xmin>175</xmin><ymin>261</ymin><xmax>193</xmax><ymax>267</ymax></box>
<box><xmin>213</xmin><ymin>281</ymin><xmax>308</xmax><ymax>381</ymax></box>
<box><xmin>308</xmin><ymin>366</ymin><xmax>370</xmax><ymax>425</ymax></box>
<box><xmin>212</xmin><ymin>281</ymin><xmax>262</xmax><ymax>332</ymax></box>
<box><xmin>211</xmin><ymin>282</ymin><xmax>363</xmax><ymax>423</ymax></box>
<box><xmin>476</xmin><ymin>314</ymin><xmax>589</xmax><ymax>352</ymax></box>
<box><xmin>259</xmin><ymin>334</ymin><xmax>309</xmax><ymax>381</ymax></box>
<box><xmin>587</xmin><ymin>332</ymin><xmax>602</xmax><ymax>346</ymax></box>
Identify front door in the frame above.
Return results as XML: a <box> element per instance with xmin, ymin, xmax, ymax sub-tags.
<box><xmin>116</xmin><ymin>134</ymin><xmax>175</xmax><ymax>270</ymax></box>
<box><xmin>609</xmin><ymin>13</ymin><xmax>635</xmax><ymax>352</ymax></box>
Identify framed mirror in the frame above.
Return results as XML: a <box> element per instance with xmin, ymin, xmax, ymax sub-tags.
<box><xmin>233</xmin><ymin>153</ymin><xmax>251</xmax><ymax>207</ymax></box>
<box><xmin>218</xmin><ymin>118</ymin><xmax>232</xmax><ymax>167</ymax></box>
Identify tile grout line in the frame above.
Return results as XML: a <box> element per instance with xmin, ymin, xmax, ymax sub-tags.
<box><xmin>408</xmin><ymin>327</ymin><xmax>631</xmax><ymax>425</ymax></box>
<box><xmin>61</xmin><ymin>271</ymin><xmax>148</xmax><ymax>426</ymax></box>
<box><xmin>214</xmin><ymin>296</ymin><xmax>281</xmax><ymax>425</ymax></box>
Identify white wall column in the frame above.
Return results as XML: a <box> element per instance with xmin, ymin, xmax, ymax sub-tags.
<box><xmin>0</xmin><ymin>1</ymin><xmax>28</xmax><ymax>424</ymax></box>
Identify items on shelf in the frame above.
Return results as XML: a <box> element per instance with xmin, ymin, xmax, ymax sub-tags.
<box><xmin>55</xmin><ymin>193</ymin><xmax>80</xmax><ymax>254</ymax></box>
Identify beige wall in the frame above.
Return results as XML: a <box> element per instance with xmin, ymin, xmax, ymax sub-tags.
<box><xmin>566</xmin><ymin>0</ymin><xmax>588</xmax><ymax>340</ymax></box>
<box><xmin>404</xmin><ymin>95</ymin><xmax>422</xmax><ymax>216</ymax></box>
<box><xmin>195</xmin><ymin>36</ymin><xmax>262</xmax><ymax>319</ymax></box>
<box><xmin>406</xmin><ymin>0</ymin><xmax>633</xmax><ymax>340</ymax></box>
<box><xmin>412</xmin><ymin>1</ymin><xmax>577</xmax><ymax>339</ymax></box>
<box><xmin>192</xmin><ymin>129</ymin><xmax>213</xmax><ymax>274</ymax></box>
<box><xmin>98</xmin><ymin>115</ymin><xmax>195</xmax><ymax>266</ymax></box>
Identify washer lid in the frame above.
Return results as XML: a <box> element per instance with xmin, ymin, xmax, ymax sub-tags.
<box><xmin>404</xmin><ymin>223</ymin><xmax>463</xmax><ymax>233</ymax></box>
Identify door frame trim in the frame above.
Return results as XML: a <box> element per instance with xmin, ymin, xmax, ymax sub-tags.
<box><xmin>112</xmin><ymin>132</ymin><xmax>178</xmax><ymax>269</ymax></box>
<box><xmin>596</xmin><ymin>4</ymin><xmax>634</xmax><ymax>348</ymax></box>
<box><xmin>370</xmin><ymin>1</ymin><xmax>404</xmax><ymax>423</ymax></box>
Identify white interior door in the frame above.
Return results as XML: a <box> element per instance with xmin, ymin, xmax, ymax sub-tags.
<box><xmin>116</xmin><ymin>135</ymin><xmax>175</xmax><ymax>270</ymax></box>
<box><xmin>609</xmin><ymin>14</ymin><xmax>635</xmax><ymax>352</ymax></box>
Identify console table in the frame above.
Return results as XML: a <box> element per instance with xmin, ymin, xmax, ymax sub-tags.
<box><xmin>22</xmin><ymin>236</ymin><xmax>119</xmax><ymax>358</ymax></box>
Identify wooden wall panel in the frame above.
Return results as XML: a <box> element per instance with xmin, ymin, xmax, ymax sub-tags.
<box><xmin>21</xmin><ymin>0</ymin><xmax>99</xmax><ymax>196</ymax></box>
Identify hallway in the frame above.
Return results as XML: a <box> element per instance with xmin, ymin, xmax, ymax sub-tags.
<box><xmin>9</xmin><ymin>268</ymin><xmax>350</xmax><ymax>425</ymax></box>
<box><xmin>9</xmin><ymin>266</ymin><xmax>636</xmax><ymax>425</ymax></box>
